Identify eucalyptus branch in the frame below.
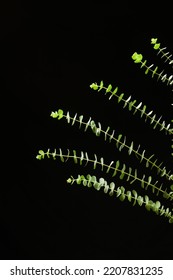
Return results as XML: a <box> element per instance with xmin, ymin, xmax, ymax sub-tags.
<box><xmin>67</xmin><ymin>174</ymin><xmax>173</xmax><ymax>223</ymax></box>
<box><xmin>151</xmin><ymin>38</ymin><xmax>173</xmax><ymax>66</ymax></box>
<box><xmin>90</xmin><ymin>81</ymin><xmax>173</xmax><ymax>135</ymax></box>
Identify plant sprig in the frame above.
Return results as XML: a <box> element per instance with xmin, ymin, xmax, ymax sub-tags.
<box><xmin>67</xmin><ymin>174</ymin><xmax>173</xmax><ymax>223</ymax></box>
<box><xmin>90</xmin><ymin>81</ymin><xmax>173</xmax><ymax>135</ymax></box>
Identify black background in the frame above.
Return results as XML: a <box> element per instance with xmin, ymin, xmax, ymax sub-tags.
<box><xmin>1</xmin><ymin>1</ymin><xmax>173</xmax><ymax>259</ymax></box>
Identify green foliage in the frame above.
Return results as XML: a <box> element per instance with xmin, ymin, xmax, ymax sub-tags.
<box><xmin>50</xmin><ymin>109</ymin><xmax>64</xmax><ymax>120</ymax></box>
<box><xmin>151</xmin><ymin>38</ymin><xmax>160</xmax><ymax>50</ymax></box>
<box><xmin>48</xmin><ymin>108</ymin><xmax>172</xmax><ymax>180</ymax></box>
<box><xmin>36</xmin><ymin>148</ymin><xmax>173</xmax><ymax>202</ymax></box>
<box><xmin>132</xmin><ymin>38</ymin><xmax>173</xmax><ymax>86</ymax></box>
<box><xmin>37</xmin><ymin>37</ymin><xmax>173</xmax><ymax>223</ymax></box>
<box><xmin>36</xmin><ymin>150</ymin><xmax>45</xmax><ymax>160</ymax></box>
<box><xmin>90</xmin><ymin>81</ymin><xmax>173</xmax><ymax>135</ymax></box>
<box><xmin>131</xmin><ymin>52</ymin><xmax>143</xmax><ymax>63</ymax></box>
<box><xmin>67</xmin><ymin>174</ymin><xmax>173</xmax><ymax>223</ymax></box>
